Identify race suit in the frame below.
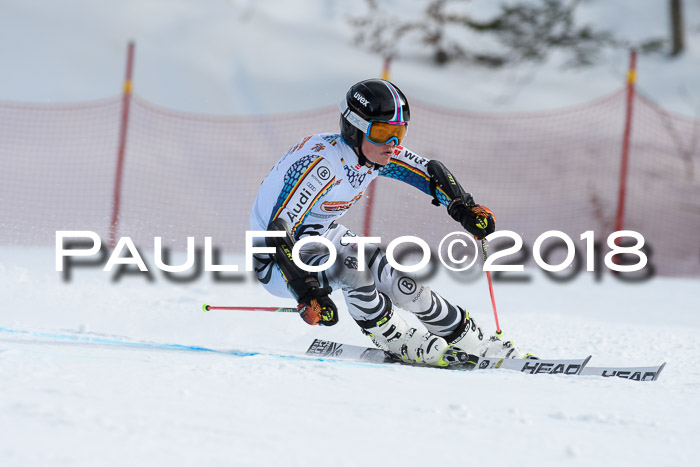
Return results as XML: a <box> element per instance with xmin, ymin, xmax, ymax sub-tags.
<box><xmin>249</xmin><ymin>133</ymin><xmax>462</xmax><ymax>336</ymax></box>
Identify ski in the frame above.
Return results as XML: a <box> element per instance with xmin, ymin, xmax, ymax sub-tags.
<box><xmin>580</xmin><ymin>363</ymin><xmax>666</xmax><ymax>381</ymax></box>
<box><xmin>305</xmin><ymin>339</ymin><xmax>666</xmax><ymax>380</ymax></box>
<box><xmin>306</xmin><ymin>339</ymin><xmax>591</xmax><ymax>375</ymax></box>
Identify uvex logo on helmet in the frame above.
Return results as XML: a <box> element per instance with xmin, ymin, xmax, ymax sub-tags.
<box><xmin>353</xmin><ymin>92</ymin><xmax>370</xmax><ymax>107</ymax></box>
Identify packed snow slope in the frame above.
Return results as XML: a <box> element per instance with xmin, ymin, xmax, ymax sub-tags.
<box><xmin>2</xmin><ymin>1</ymin><xmax>700</xmax><ymax>466</ymax></box>
<box><xmin>1</xmin><ymin>247</ymin><xmax>699</xmax><ymax>467</ymax></box>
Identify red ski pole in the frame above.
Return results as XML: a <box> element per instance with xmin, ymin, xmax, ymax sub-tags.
<box><xmin>202</xmin><ymin>304</ymin><xmax>298</xmax><ymax>313</ymax></box>
<box><xmin>481</xmin><ymin>240</ymin><xmax>502</xmax><ymax>336</ymax></box>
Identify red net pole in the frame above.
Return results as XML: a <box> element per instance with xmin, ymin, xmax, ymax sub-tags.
<box><xmin>614</xmin><ymin>50</ymin><xmax>637</xmax><ymax>234</ymax></box>
<box><xmin>109</xmin><ymin>41</ymin><xmax>135</xmax><ymax>248</ymax></box>
<box><xmin>362</xmin><ymin>183</ymin><xmax>377</xmax><ymax>237</ymax></box>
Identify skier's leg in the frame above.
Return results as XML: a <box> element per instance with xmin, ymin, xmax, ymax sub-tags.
<box><xmin>364</xmin><ymin>241</ymin><xmax>529</xmax><ymax>358</ymax></box>
<box><xmin>254</xmin><ymin>224</ymin><xmax>527</xmax><ymax>360</ymax></box>
<box><xmin>251</xmin><ymin>224</ymin><xmax>386</xmax><ymax>318</ymax></box>
<box><xmin>314</xmin><ymin>225</ymin><xmax>463</xmax><ymax>366</ymax></box>
<box><xmin>363</xmin><ymin>244</ymin><xmax>487</xmax><ymax>355</ymax></box>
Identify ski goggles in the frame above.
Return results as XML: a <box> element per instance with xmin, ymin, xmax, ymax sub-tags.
<box><xmin>340</xmin><ymin>100</ymin><xmax>408</xmax><ymax>145</ymax></box>
<box><xmin>365</xmin><ymin>120</ymin><xmax>407</xmax><ymax>146</ymax></box>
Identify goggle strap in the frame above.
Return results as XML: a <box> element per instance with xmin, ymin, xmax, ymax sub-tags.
<box><xmin>339</xmin><ymin>100</ymin><xmax>370</xmax><ymax>133</ymax></box>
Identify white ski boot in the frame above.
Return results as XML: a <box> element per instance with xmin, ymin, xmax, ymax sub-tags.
<box><xmin>482</xmin><ymin>333</ymin><xmax>534</xmax><ymax>359</ymax></box>
<box><xmin>445</xmin><ymin>308</ymin><xmax>535</xmax><ymax>359</ymax></box>
<box><xmin>359</xmin><ymin>301</ymin><xmax>460</xmax><ymax>367</ymax></box>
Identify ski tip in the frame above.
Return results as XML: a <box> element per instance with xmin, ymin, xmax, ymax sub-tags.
<box><xmin>202</xmin><ymin>304</ymin><xmax>210</xmax><ymax>312</ymax></box>
<box><xmin>654</xmin><ymin>362</ymin><xmax>667</xmax><ymax>381</ymax></box>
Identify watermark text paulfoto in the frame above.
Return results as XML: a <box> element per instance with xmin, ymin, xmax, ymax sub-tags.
<box><xmin>55</xmin><ymin>230</ymin><xmax>651</xmax><ymax>283</ymax></box>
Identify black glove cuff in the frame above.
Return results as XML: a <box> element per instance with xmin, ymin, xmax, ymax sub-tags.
<box><xmin>447</xmin><ymin>197</ymin><xmax>463</xmax><ymax>215</ymax></box>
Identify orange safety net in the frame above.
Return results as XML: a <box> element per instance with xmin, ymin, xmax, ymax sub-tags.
<box><xmin>1</xmin><ymin>91</ymin><xmax>698</xmax><ymax>276</ymax></box>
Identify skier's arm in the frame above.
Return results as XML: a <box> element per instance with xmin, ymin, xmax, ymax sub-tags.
<box><xmin>377</xmin><ymin>147</ymin><xmax>450</xmax><ymax>203</ymax></box>
<box><xmin>264</xmin><ymin>154</ymin><xmax>338</xmax><ymax>325</ymax></box>
<box><xmin>266</xmin><ymin>218</ymin><xmax>338</xmax><ymax>326</ymax></box>
<box><xmin>377</xmin><ymin>147</ymin><xmax>494</xmax><ymax>240</ymax></box>
<box><xmin>426</xmin><ymin>160</ymin><xmax>495</xmax><ymax>240</ymax></box>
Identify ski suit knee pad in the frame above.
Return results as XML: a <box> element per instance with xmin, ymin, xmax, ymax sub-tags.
<box><xmin>387</xmin><ymin>272</ymin><xmax>431</xmax><ymax>312</ymax></box>
<box><xmin>388</xmin><ymin>275</ymin><xmax>463</xmax><ymax>338</ymax></box>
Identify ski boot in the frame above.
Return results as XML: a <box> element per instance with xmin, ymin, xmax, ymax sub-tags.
<box><xmin>358</xmin><ymin>299</ymin><xmax>477</xmax><ymax>368</ymax></box>
<box><xmin>483</xmin><ymin>333</ymin><xmax>538</xmax><ymax>359</ymax></box>
<box><xmin>442</xmin><ymin>308</ymin><xmax>486</xmax><ymax>355</ymax></box>
<box><xmin>444</xmin><ymin>308</ymin><xmax>536</xmax><ymax>359</ymax></box>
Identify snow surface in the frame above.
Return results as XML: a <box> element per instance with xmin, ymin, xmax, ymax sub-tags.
<box><xmin>1</xmin><ymin>247</ymin><xmax>699</xmax><ymax>466</ymax></box>
<box><xmin>2</xmin><ymin>1</ymin><xmax>700</xmax><ymax>466</ymax></box>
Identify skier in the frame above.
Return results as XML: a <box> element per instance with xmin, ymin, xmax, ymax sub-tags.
<box><xmin>250</xmin><ymin>78</ymin><xmax>531</xmax><ymax>368</ymax></box>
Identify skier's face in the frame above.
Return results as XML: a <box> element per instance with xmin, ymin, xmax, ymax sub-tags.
<box><xmin>361</xmin><ymin>136</ymin><xmax>395</xmax><ymax>167</ymax></box>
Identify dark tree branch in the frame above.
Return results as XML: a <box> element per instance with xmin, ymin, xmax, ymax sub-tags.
<box><xmin>349</xmin><ymin>0</ymin><xmax>640</xmax><ymax>68</ymax></box>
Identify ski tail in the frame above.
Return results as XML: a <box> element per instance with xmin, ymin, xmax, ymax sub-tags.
<box><xmin>580</xmin><ymin>362</ymin><xmax>666</xmax><ymax>381</ymax></box>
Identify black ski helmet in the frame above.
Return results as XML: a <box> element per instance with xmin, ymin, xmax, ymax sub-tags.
<box><xmin>339</xmin><ymin>79</ymin><xmax>410</xmax><ymax>165</ymax></box>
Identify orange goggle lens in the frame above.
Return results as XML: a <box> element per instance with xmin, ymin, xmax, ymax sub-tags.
<box><xmin>366</xmin><ymin>120</ymin><xmax>407</xmax><ymax>145</ymax></box>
